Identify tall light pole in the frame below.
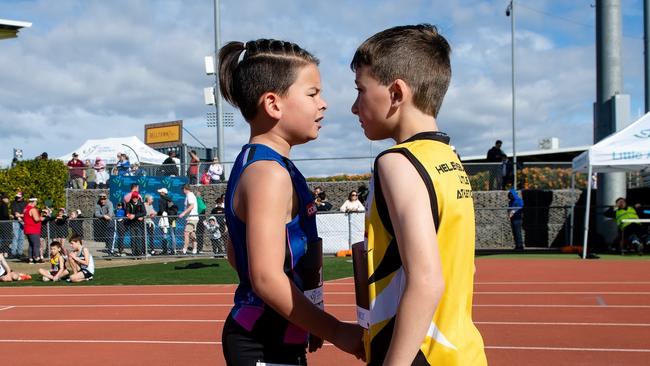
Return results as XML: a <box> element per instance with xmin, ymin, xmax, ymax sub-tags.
<box><xmin>213</xmin><ymin>0</ymin><xmax>224</xmax><ymax>165</ymax></box>
<box><xmin>506</xmin><ymin>1</ymin><xmax>517</xmax><ymax>189</ymax></box>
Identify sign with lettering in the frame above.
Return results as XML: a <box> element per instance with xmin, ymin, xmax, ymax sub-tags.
<box><xmin>144</xmin><ymin>121</ymin><xmax>183</xmax><ymax>147</ymax></box>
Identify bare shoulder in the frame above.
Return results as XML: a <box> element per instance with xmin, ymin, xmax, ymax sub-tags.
<box><xmin>239</xmin><ymin>160</ymin><xmax>291</xmax><ymax>193</ymax></box>
<box><xmin>376</xmin><ymin>152</ymin><xmax>423</xmax><ymax>189</ymax></box>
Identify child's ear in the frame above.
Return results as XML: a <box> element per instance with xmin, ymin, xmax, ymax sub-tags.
<box><xmin>389</xmin><ymin>79</ymin><xmax>409</xmax><ymax>107</ymax></box>
<box><xmin>260</xmin><ymin>92</ymin><xmax>282</xmax><ymax>120</ymax></box>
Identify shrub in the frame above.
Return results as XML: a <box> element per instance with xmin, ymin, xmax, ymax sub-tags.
<box><xmin>0</xmin><ymin>159</ymin><xmax>68</xmax><ymax>208</ymax></box>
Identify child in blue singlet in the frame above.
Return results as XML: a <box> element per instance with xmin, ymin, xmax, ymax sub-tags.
<box><xmin>218</xmin><ymin>39</ymin><xmax>364</xmax><ymax>365</ymax></box>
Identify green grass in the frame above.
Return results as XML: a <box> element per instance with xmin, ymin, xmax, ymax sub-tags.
<box><xmin>1</xmin><ymin>257</ymin><xmax>354</xmax><ymax>287</ymax></box>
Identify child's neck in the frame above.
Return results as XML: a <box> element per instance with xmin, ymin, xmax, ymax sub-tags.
<box><xmin>249</xmin><ymin>133</ymin><xmax>291</xmax><ymax>157</ymax></box>
<box><xmin>392</xmin><ymin>106</ymin><xmax>439</xmax><ymax>143</ymax></box>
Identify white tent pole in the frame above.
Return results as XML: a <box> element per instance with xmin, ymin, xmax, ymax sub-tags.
<box><xmin>569</xmin><ymin>173</ymin><xmax>576</xmax><ymax>246</ymax></box>
<box><xmin>582</xmin><ymin>165</ymin><xmax>593</xmax><ymax>259</ymax></box>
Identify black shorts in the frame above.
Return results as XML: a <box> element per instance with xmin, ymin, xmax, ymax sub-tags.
<box><xmin>222</xmin><ymin>314</ymin><xmax>306</xmax><ymax>366</ymax></box>
<box><xmin>80</xmin><ymin>268</ymin><xmax>93</xmax><ymax>279</ymax></box>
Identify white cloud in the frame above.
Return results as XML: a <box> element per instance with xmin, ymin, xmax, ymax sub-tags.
<box><xmin>0</xmin><ymin>0</ymin><xmax>645</xmax><ymax>177</ymax></box>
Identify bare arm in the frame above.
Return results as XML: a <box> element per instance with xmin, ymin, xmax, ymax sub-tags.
<box><xmin>377</xmin><ymin>153</ymin><xmax>445</xmax><ymax>366</ymax></box>
<box><xmin>73</xmin><ymin>248</ymin><xmax>90</xmax><ymax>267</ymax></box>
<box><xmin>226</xmin><ymin>238</ymin><xmax>236</xmax><ymax>269</ymax></box>
<box><xmin>239</xmin><ymin>161</ymin><xmax>363</xmax><ymax>356</ymax></box>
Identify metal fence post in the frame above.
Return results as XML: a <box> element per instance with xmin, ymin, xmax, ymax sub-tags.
<box><xmin>143</xmin><ymin>220</ymin><xmax>148</xmax><ymax>260</ymax></box>
<box><xmin>347</xmin><ymin>213</ymin><xmax>353</xmax><ymax>249</ymax></box>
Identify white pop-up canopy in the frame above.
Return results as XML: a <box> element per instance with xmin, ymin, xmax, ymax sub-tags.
<box><xmin>571</xmin><ymin>112</ymin><xmax>650</xmax><ymax>258</ymax></box>
<box><xmin>57</xmin><ymin>136</ymin><xmax>169</xmax><ymax>165</ymax></box>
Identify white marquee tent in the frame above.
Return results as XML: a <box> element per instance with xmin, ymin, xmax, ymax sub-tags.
<box><xmin>572</xmin><ymin>112</ymin><xmax>650</xmax><ymax>258</ymax></box>
<box><xmin>57</xmin><ymin>136</ymin><xmax>169</xmax><ymax>165</ymax></box>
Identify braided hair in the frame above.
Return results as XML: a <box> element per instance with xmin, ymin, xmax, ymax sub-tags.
<box><xmin>219</xmin><ymin>39</ymin><xmax>319</xmax><ymax>121</ymax></box>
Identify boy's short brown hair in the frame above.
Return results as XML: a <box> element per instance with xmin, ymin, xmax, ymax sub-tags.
<box><xmin>69</xmin><ymin>235</ymin><xmax>82</xmax><ymax>244</ymax></box>
<box><xmin>350</xmin><ymin>24</ymin><xmax>451</xmax><ymax>118</ymax></box>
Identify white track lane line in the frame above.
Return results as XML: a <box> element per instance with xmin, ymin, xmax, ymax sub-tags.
<box><xmin>3</xmin><ymin>303</ymin><xmax>650</xmax><ymax>309</ymax></box>
<box><xmin>4</xmin><ymin>290</ymin><xmax>649</xmax><ymax>298</ymax></box>
<box><xmin>475</xmin><ymin>291</ymin><xmax>650</xmax><ymax>295</ymax></box>
<box><xmin>475</xmin><ymin>321</ymin><xmax>650</xmax><ymax>327</ymax></box>
<box><xmin>475</xmin><ymin>281</ymin><xmax>650</xmax><ymax>285</ymax></box>
<box><xmin>0</xmin><ymin>291</ymin><xmax>356</xmax><ymax>297</ymax></box>
<box><xmin>2</xmin><ymin>319</ymin><xmax>650</xmax><ymax>327</ymax></box>
<box><xmin>1</xmin><ymin>339</ymin><xmax>649</xmax><ymax>353</ymax></box>
<box><xmin>485</xmin><ymin>346</ymin><xmax>650</xmax><ymax>353</ymax></box>
<box><xmin>0</xmin><ymin>306</ymin><xmax>14</xmax><ymax>311</ymax></box>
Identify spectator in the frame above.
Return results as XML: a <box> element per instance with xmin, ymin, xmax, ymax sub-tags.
<box><xmin>487</xmin><ymin>140</ymin><xmax>507</xmax><ymax>190</ymax></box>
<box><xmin>10</xmin><ymin>192</ymin><xmax>26</xmax><ymax>259</ymax></box>
<box><xmin>357</xmin><ymin>184</ymin><xmax>369</xmax><ymax>204</ymax></box>
<box><xmin>0</xmin><ymin>193</ymin><xmax>11</xmax><ymax>258</ymax></box>
<box><xmin>144</xmin><ymin>194</ymin><xmax>156</xmax><ymax>255</ymax></box>
<box><xmin>202</xmin><ymin>216</ymin><xmax>222</xmax><ymax>257</ymax></box>
<box><xmin>312</xmin><ymin>186</ymin><xmax>322</xmax><ymax>200</ymax></box>
<box><xmin>50</xmin><ymin>208</ymin><xmax>69</xmax><ymax>244</ymax></box>
<box><xmin>123</xmin><ymin>183</ymin><xmax>140</xmax><ymax>204</ymax></box>
<box><xmin>604</xmin><ymin>197</ymin><xmax>649</xmax><ymax>255</ymax></box>
<box><xmin>161</xmin><ymin>151</ymin><xmax>179</xmax><ymax>176</ymax></box>
<box><xmin>68</xmin><ymin>209</ymin><xmax>84</xmax><ymax>238</ymax></box>
<box><xmin>67</xmin><ymin>153</ymin><xmax>86</xmax><ymax>189</ymax></box>
<box><xmin>0</xmin><ymin>255</ymin><xmax>31</xmax><ymax>282</ymax></box>
<box><xmin>508</xmin><ymin>188</ymin><xmax>524</xmax><ymax>251</ymax></box>
<box><xmin>94</xmin><ymin>193</ymin><xmax>114</xmax><ymax>254</ymax></box>
<box><xmin>23</xmin><ymin>197</ymin><xmax>44</xmax><ymax>264</ymax></box>
<box><xmin>156</xmin><ymin>188</ymin><xmax>178</xmax><ymax>255</ymax></box>
<box><xmin>66</xmin><ymin>235</ymin><xmax>94</xmax><ymax>282</ymax></box>
<box><xmin>113</xmin><ymin>153</ymin><xmax>131</xmax><ymax>176</ymax></box>
<box><xmin>84</xmin><ymin>159</ymin><xmax>96</xmax><ymax>189</ymax></box>
<box><xmin>210</xmin><ymin>195</ymin><xmax>226</xmax><ymax>215</ymax></box>
<box><xmin>340</xmin><ymin>190</ymin><xmax>365</xmax><ymax>213</ymax></box>
<box><xmin>178</xmin><ymin>184</ymin><xmax>199</xmax><ymax>255</ymax></box>
<box><xmin>188</xmin><ymin>150</ymin><xmax>201</xmax><ymax>184</ymax></box>
<box><xmin>131</xmin><ymin>162</ymin><xmax>146</xmax><ymax>176</ymax></box>
<box><xmin>125</xmin><ymin>191</ymin><xmax>146</xmax><ymax>257</ymax></box>
<box><xmin>112</xmin><ymin>202</ymin><xmax>127</xmax><ymax>256</ymax></box>
<box><xmin>208</xmin><ymin>157</ymin><xmax>224</xmax><ymax>184</ymax></box>
<box><xmin>315</xmin><ymin>191</ymin><xmax>332</xmax><ymax>212</ymax></box>
<box><xmin>487</xmin><ymin>140</ymin><xmax>506</xmax><ymax>161</ymax></box>
<box><xmin>93</xmin><ymin>157</ymin><xmax>109</xmax><ymax>188</ymax></box>
<box><xmin>38</xmin><ymin>241</ymin><xmax>68</xmax><ymax>282</ymax></box>
<box><xmin>195</xmin><ymin>191</ymin><xmax>207</xmax><ymax>253</ymax></box>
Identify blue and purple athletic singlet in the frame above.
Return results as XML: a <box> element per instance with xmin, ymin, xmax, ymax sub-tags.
<box><xmin>225</xmin><ymin>144</ymin><xmax>323</xmax><ymax>346</ymax></box>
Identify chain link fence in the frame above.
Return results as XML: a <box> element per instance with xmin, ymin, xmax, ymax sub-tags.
<box><xmin>0</xmin><ymin>206</ymin><xmax>581</xmax><ymax>259</ymax></box>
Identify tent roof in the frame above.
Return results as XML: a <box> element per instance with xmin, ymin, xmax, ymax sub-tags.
<box><xmin>56</xmin><ymin>136</ymin><xmax>169</xmax><ymax>165</ymax></box>
<box><xmin>572</xmin><ymin>112</ymin><xmax>650</xmax><ymax>173</ymax></box>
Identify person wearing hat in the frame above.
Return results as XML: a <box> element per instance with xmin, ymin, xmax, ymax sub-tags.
<box><xmin>93</xmin><ymin>157</ymin><xmax>108</xmax><ymax>189</ymax></box>
<box><xmin>156</xmin><ymin>187</ymin><xmax>178</xmax><ymax>255</ymax></box>
<box><xmin>94</xmin><ymin>193</ymin><xmax>114</xmax><ymax>254</ymax></box>
<box><xmin>23</xmin><ymin>197</ymin><xmax>45</xmax><ymax>263</ymax></box>
<box><xmin>125</xmin><ymin>191</ymin><xmax>146</xmax><ymax>257</ymax></box>
<box><xmin>67</xmin><ymin>153</ymin><xmax>86</xmax><ymax>189</ymax></box>
<box><xmin>10</xmin><ymin>192</ymin><xmax>26</xmax><ymax>259</ymax></box>
<box><xmin>208</xmin><ymin>157</ymin><xmax>224</xmax><ymax>184</ymax></box>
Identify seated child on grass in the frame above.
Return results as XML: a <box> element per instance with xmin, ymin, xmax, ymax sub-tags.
<box><xmin>67</xmin><ymin>235</ymin><xmax>95</xmax><ymax>282</ymax></box>
<box><xmin>38</xmin><ymin>241</ymin><xmax>68</xmax><ymax>282</ymax></box>
<box><xmin>0</xmin><ymin>255</ymin><xmax>31</xmax><ymax>282</ymax></box>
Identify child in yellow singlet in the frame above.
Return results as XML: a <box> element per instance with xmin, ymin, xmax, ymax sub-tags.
<box><xmin>38</xmin><ymin>241</ymin><xmax>68</xmax><ymax>282</ymax></box>
<box><xmin>350</xmin><ymin>25</ymin><xmax>487</xmax><ymax>365</ymax></box>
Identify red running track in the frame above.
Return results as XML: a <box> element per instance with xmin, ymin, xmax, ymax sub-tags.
<box><xmin>1</xmin><ymin>259</ymin><xmax>650</xmax><ymax>365</ymax></box>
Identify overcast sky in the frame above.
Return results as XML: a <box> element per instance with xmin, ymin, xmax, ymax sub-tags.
<box><xmin>0</xmin><ymin>0</ymin><xmax>647</xmax><ymax>176</ymax></box>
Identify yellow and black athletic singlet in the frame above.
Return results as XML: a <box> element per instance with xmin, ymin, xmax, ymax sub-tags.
<box><xmin>364</xmin><ymin>131</ymin><xmax>487</xmax><ymax>366</ymax></box>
